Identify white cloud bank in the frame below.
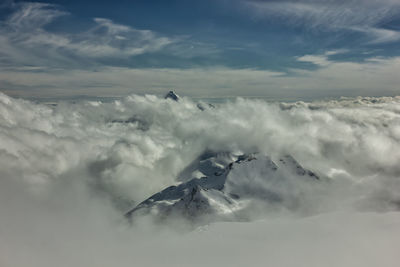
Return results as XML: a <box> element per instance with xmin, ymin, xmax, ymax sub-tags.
<box><xmin>1</xmin><ymin>93</ymin><xmax>400</xmax><ymax>266</ymax></box>
<box><xmin>2</xmin><ymin>54</ymin><xmax>400</xmax><ymax>98</ymax></box>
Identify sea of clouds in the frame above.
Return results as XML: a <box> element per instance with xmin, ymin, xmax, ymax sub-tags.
<box><xmin>1</xmin><ymin>92</ymin><xmax>400</xmax><ymax>266</ymax></box>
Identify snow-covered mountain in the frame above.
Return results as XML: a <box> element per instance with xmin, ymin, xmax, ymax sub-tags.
<box><xmin>125</xmin><ymin>151</ymin><xmax>320</xmax><ymax>223</ymax></box>
<box><xmin>164</xmin><ymin>90</ymin><xmax>180</xmax><ymax>101</ymax></box>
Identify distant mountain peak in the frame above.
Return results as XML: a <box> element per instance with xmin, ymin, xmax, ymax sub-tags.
<box><xmin>165</xmin><ymin>90</ymin><xmax>179</xmax><ymax>101</ymax></box>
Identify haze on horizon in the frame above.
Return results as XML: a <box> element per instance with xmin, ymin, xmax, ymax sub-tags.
<box><xmin>1</xmin><ymin>0</ymin><xmax>400</xmax><ymax>99</ymax></box>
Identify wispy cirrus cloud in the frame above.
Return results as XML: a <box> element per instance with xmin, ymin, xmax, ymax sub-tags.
<box><xmin>0</xmin><ymin>2</ymin><xmax>175</xmax><ymax>69</ymax></box>
<box><xmin>296</xmin><ymin>49</ymin><xmax>348</xmax><ymax>66</ymax></box>
<box><xmin>7</xmin><ymin>2</ymin><xmax>66</xmax><ymax>30</ymax></box>
<box><xmin>243</xmin><ymin>0</ymin><xmax>400</xmax><ymax>44</ymax></box>
<box><xmin>1</xmin><ymin>1</ymin><xmax>400</xmax><ymax>98</ymax></box>
<box><xmin>352</xmin><ymin>26</ymin><xmax>400</xmax><ymax>44</ymax></box>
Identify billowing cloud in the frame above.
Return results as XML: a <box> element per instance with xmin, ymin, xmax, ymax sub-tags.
<box><xmin>1</xmin><ymin>92</ymin><xmax>400</xmax><ymax>209</ymax></box>
<box><xmin>1</xmin><ymin>93</ymin><xmax>400</xmax><ymax>266</ymax></box>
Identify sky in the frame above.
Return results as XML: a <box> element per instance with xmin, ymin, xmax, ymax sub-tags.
<box><xmin>1</xmin><ymin>0</ymin><xmax>400</xmax><ymax>99</ymax></box>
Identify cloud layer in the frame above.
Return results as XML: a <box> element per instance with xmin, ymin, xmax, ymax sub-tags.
<box><xmin>2</xmin><ymin>54</ymin><xmax>400</xmax><ymax>99</ymax></box>
<box><xmin>1</xmin><ymin>93</ymin><xmax>400</xmax><ymax>266</ymax></box>
<box><xmin>2</xmin><ymin>93</ymin><xmax>400</xmax><ymax>266</ymax></box>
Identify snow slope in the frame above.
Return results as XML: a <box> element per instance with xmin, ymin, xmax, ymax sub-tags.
<box><xmin>126</xmin><ymin>151</ymin><xmax>320</xmax><ymax>222</ymax></box>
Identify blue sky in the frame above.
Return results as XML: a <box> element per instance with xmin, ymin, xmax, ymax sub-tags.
<box><xmin>1</xmin><ymin>0</ymin><xmax>400</xmax><ymax>99</ymax></box>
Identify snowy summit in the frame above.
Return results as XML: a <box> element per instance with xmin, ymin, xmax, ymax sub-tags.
<box><xmin>164</xmin><ymin>91</ymin><xmax>180</xmax><ymax>101</ymax></box>
<box><xmin>125</xmin><ymin>151</ymin><xmax>320</xmax><ymax>224</ymax></box>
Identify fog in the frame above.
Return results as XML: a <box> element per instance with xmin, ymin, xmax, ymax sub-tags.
<box><xmin>1</xmin><ymin>92</ymin><xmax>400</xmax><ymax>266</ymax></box>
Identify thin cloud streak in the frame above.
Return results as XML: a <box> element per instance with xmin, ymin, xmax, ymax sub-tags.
<box><xmin>244</xmin><ymin>0</ymin><xmax>400</xmax><ymax>44</ymax></box>
<box><xmin>0</xmin><ymin>2</ymin><xmax>175</xmax><ymax>68</ymax></box>
<box><xmin>1</xmin><ymin>1</ymin><xmax>400</xmax><ymax>98</ymax></box>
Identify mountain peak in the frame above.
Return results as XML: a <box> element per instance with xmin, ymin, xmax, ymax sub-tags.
<box><xmin>125</xmin><ymin>151</ymin><xmax>320</xmax><ymax>224</ymax></box>
<box><xmin>165</xmin><ymin>90</ymin><xmax>179</xmax><ymax>101</ymax></box>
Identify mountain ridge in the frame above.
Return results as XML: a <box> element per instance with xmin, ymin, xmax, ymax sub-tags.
<box><xmin>126</xmin><ymin>150</ymin><xmax>320</xmax><ymax>223</ymax></box>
